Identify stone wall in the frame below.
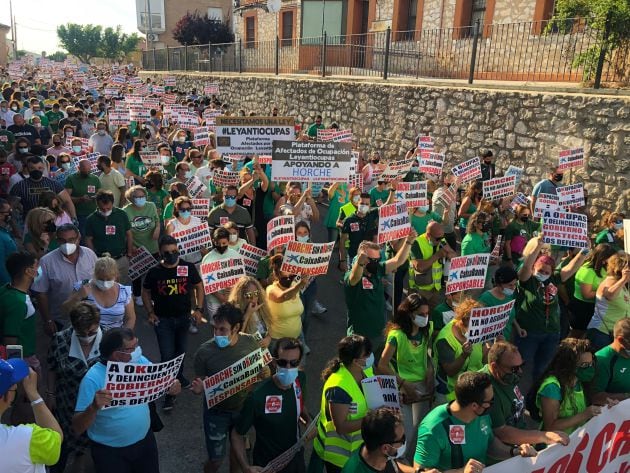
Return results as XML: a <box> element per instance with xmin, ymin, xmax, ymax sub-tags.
<box><xmin>139</xmin><ymin>72</ymin><xmax>629</xmax><ymax>215</ymax></box>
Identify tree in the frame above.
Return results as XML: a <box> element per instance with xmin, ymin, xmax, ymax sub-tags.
<box><xmin>548</xmin><ymin>0</ymin><xmax>630</xmax><ymax>83</ymax></box>
<box><xmin>101</xmin><ymin>26</ymin><xmax>141</xmax><ymax>60</ymax></box>
<box><xmin>57</xmin><ymin>24</ymin><xmax>102</xmax><ymax>64</ymax></box>
<box><xmin>48</xmin><ymin>51</ymin><xmax>68</xmax><ymax>62</ymax></box>
<box><xmin>172</xmin><ymin>11</ymin><xmax>234</xmax><ymax>46</ymax></box>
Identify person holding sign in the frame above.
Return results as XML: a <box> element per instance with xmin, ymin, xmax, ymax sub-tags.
<box><xmin>515</xmin><ymin>234</ymin><xmax>588</xmax><ymax>392</ymax></box>
<box><xmin>478</xmin><ymin>267</ymin><xmax>522</xmax><ymax>342</ymax></box>
<box><xmin>414</xmin><ymin>372</ymin><xmax>537</xmax><ymax>472</ymax></box>
<box><xmin>530</xmin><ymin>166</ymin><xmax>564</xmax><ymax>217</ymax></box>
<box><xmin>503</xmin><ymin>205</ymin><xmax>537</xmax><ymax>267</ymax></box>
<box><xmin>208</xmin><ymin>185</ymin><xmax>256</xmax><ymax>244</ymax></box>
<box><xmin>594</xmin><ymin>212</ymin><xmax>624</xmax><ymax>251</ymax></box>
<box><xmin>191</xmin><ymin>303</ymin><xmax>262</xmax><ymax>473</ymax></box>
<box><xmin>165</xmin><ymin>196</ymin><xmax>207</xmax><ymax>263</ymax></box>
<box><xmin>73</xmin><ymin>328</ymin><xmax>181</xmax><ymax>473</ymax></box>
<box><xmin>202</xmin><ymin>227</ymin><xmax>241</xmax><ymax>316</ymax></box>
<box><xmin>461</xmin><ymin>211</ymin><xmax>492</xmax><ymax>257</ymax></box>
<box><xmin>458</xmin><ymin>181</ymin><xmax>483</xmax><ymax>239</ymax></box>
<box><xmin>313</xmin><ymin>335</ymin><xmax>374</xmax><ymax>472</ymax></box>
<box><xmin>434</xmin><ymin>298</ymin><xmax>489</xmax><ymax>404</ymax></box>
<box><xmin>377</xmin><ymin>294</ymin><xmax>434</xmax><ymax>461</ymax></box>
<box><xmin>231</xmin><ymin>338</ymin><xmax>310</xmax><ymax>473</ymax></box>
<box><xmin>431</xmin><ymin>173</ymin><xmax>458</xmax><ymax>251</ymax></box>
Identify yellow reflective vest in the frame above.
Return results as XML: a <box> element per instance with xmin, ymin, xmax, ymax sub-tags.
<box><xmin>409</xmin><ymin>233</ymin><xmax>443</xmax><ymax>291</ymax></box>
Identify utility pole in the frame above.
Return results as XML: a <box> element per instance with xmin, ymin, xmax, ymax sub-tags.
<box><xmin>9</xmin><ymin>0</ymin><xmax>17</xmax><ymax>59</ymax></box>
<box><xmin>146</xmin><ymin>0</ymin><xmax>154</xmax><ymax>49</ymax></box>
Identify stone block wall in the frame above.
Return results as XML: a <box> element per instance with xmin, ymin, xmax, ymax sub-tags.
<box><xmin>140</xmin><ymin>72</ymin><xmax>629</xmax><ymax>216</ymax></box>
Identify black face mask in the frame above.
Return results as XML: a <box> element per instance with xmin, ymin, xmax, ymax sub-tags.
<box><xmin>481</xmin><ymin>222</ymin><xmax>492</xmax><ymax>233</ymax></box>
<box><xmin>145</xmin><ymin>181</ymin><xmax>154</xmax><ymax>189</ymax></box>
<box><xmin>371</xmin><ymin>159</ymin><xmax>380</xmax><ymax>164</ymax></box>
<box><xmin>553</xmin><ymin>174</ymin><xmax>563</xmax><ymax>182</ymax></box>
<box><xmin>44</xmin><ymin>221</ymin><xmax>56</xmax><ymax>233</ymax></box>
<box><xmin>279</xmin><ymin>276</ymin><xmax>295</xmax><ymax>288</ymax></box>
<box><xmin>29</xmin><ymin>170</ymin><xmax>43</xmax><ymax>181</ymax></box>
<box><xmin>215</xmin><ymin>245</ymin><xmax>228</xmax><ymax>254</ymax></box>
<box><xmin>520</xmin><ymin>216</ymin><xmax>530</xmax><ymax>223</ymax></box>
<box><xmin>483</xmin><ymin>159</ymin><xmax>492</xmax><ymax>165</ymax></box>
<box><xmin>162</xmin><ymin>251</ymin><xmax>179</xmax><ymax>265</ymax></box>
<box><xmin>365</xmin><ymin>258</ymin><xmax>380</xmax><ymax>275</ymax></box>
<box><xmin>170</xmin><ymin>190</ymin><xmax>180</xmax><ymax>199</ymax></box>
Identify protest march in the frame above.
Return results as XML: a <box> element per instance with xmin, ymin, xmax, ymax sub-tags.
<box><xmin>0</xmin><ymin>47</ymin><xmax>628</xmax><ymax>473</ymax></box>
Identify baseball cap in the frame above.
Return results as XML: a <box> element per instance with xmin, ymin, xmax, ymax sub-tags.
<box><xmin>0</xmin><ymin>358</ymin><xmax>29</xmax><ymax>396</ymax></box>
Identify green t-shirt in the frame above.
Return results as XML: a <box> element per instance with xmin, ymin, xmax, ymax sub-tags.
<box><xmin>414</xmin><ymin>403</ymin><xmax>494</xmax><ymax>470</ymax></box>
<box><xmin>307</xmin><ymin>123</ymin><xmax>324</xmax><ymax>138</ymax></box>
<box><xmin>344</xmin><ymin>261</ymin><xmax>386</xmax><ymax>339</ymax></box>
<box><xmin>123</xmin><ymin>202</ymin><xmax>159</xmax><ymax>254</ymax></box>
<box><xmin>45</xmin><ymin>110</ymin><xmax>64</xmax><ymax>132</ymax></box>
<box><xmin>325</xmin><ymin>185</ymin><xmax>348</xmax><ymax>229</ymax></box>
<box><xmin>478</xmin><ymin>290</ymin><xmax>516</xmax><ymax>342</ymax></box>
<box><xmin>146</xmin><ymin>188</ymin><xmax>168</xmax><ymax>222</ymax></box>
<box><xmin>342</xmin><ymin>447</ymin><xmax>400</xmax><ymax>472</ymax></box>
<box><xmin>256</xmin><ymin>256</ymin><xmax>272</xmax><ymax>282</ymax></box>
<box><xmin>431</xmin><ymin>302</ymin><xmax>456</xmax><ymax>332</ymax></box>
<box><xmin>461</xmin><ymin>232</ymin><xmax>490</xmax><ymax>256</ymax></box>
<box><xmin>369</xmin><ymin>186</ymin><xmax>389</xmax><ymax>207</ymax></box>
<box><xmin>65</xmin><ymin>173</ymin><xmax>101</xmax><ymax>217</ymax></box>
<box><xmin>85</xmin><ymin>208</ymin><xmax>131</xmax><ymax>257</ymax></box>
<box><xmin>0</xmin><ymin>284</ymin><xmax>37</xmax><ymax>356</ymax></box>
<box><xmin>125</xmin><ymin>154</ymin><xmax>146</xmax><ymax>178</ymax></box>
<box><xmin>516</xmin><ymin>274</ymin><xmax>560</xmax><ymax>334</ymax></box>
<box><xmin>234</xmin><ymin>372</ymin><xmax>306</xmax><ymax>466</ymax></box>
<box><xmin>574</xmin><ymin>264</ymin><xmax>607</xmax><ymax>302</ymax></box>
<box><xmin>411</xmin><ymin>212</ymin><xmax>442</xmax><ymax>236</ymax></box>
<box><xmin>593</xmin><ymin>345</ymin><xmax>630</xmax><ymax>394</ymax></box>
<box><xmin>479</xmin><ymin>365</ymin><xmax>526</xmax><ymax>429</ymax></box>
<box><xmin>595</xmin><ymin>229</ymin><xmax>621</xmax><ymax>251</ymax></box>
<box><xmin>504</xmin><ymin>220</ymin><xmax>539</xmax><ymax>259</ymax></box>
<box><xmin>0</xmin><ymin>129</ymin><xmax>15</xmax><ymax>152</ymax></box>
<box><xmin>163</xmin><ymin>201</ymin><xmax>174</xmax><ymax>221</ymax></box>
<box><xmin>341</xmin><ymin>210</ymin><xmax>379</xmax><ymax>261</ymax></box>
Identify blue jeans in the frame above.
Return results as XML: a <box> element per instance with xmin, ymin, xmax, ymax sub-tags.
<box><xmin>203</xmin><ymin>407</ymin><xmax>240</xmax><ymax>460</ymax></box>
<box><xmin>515</xmin><ymin>331</ymin><xmax>559</xmax><ymax>388</ymax></box>
<box><xmin>154</xmin><ymin>316</ymin><xmax>190</xmax><ymax>382</ymax></box>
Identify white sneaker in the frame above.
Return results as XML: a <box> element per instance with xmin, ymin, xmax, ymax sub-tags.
<box><xmin>134</xmin><ymin>296</ymin><xmax>143</xmax><ymax>307</ymax></box>
<box><xmin>311</xmin><ymin>301</ymin><xmax>327</xmax><ymax>315</ymax></box>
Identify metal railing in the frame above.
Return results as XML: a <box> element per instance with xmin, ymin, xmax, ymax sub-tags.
<box><xmin>141</xmin><ymin>18</ymin><xmax>626</xmax><ymax>87</ymax></box>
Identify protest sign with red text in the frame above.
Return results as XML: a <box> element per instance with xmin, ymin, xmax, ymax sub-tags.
<box><xmin>281</xmin><ymin>241</ymin><xmax>335</xmax><ymax>276</ymax></box>
<box><xmin>446</xmin><ymin>254</ymin><xmax>490</xmax><ymax>294</ymax></box>
<box><xmin>171</xmin><ymin>223</ymin><xmax>212</xmax><ymax>257</ymax></box>
<box><xmin>466</xmin><ymin>301</ymin><xmax>514</xmax><ymax>344</ymax></box>
<box><xmin>542</xmin><ymin>210</ymin><xmax>589</xmax><ymax>249</ymax></box>
<box><xmin>378</xmin><ymin>201</ymin><xmax>411</xmax><ymax>245</ymax></box>
<box><xmin>239</xmin><ymin>243</ymin><xmax>268</xmax><ymax>276</ymax></box>
<box><xmin>267</xmin><ymin>215</ymin><xmax>295</xmax><ymax>253</ymax></box>
<box><xmin>200</xmin><ymin>257</ymin><xmax>246</xmax><ymax>295</ymax></box>
<box><xmin>451</xmin><ymin>157</ymin><xmax>482</xmax><ymax>184</ymax></box>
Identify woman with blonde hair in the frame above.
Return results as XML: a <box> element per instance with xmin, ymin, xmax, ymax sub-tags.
<box><xmin>165</xmin><ymin>196</ymin><xmax>207</xmax><ymax>263</ymax></box>
<box><xmin>62</xmin><ymin>256</ymin><xmax>135</xmax><ymax>331</ymax></box>
<box><xmin>24</xmin><ymin>207</ymin><xmax>58</xmax><ymax>258</ymax></box>
<box><xmin>457</xmin><ymin>180</ymin><xmax>483</xmax><ymax>239</ymax></box>
<box><xmin>228</xmin><ymin>276</ymin><xmax>272</xmax><ymax>348</ymax></box>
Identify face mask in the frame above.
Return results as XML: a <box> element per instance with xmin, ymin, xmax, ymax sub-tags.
<box><xmin>163</xmin><ymin>252</ymin><xmax>179</xmax><ymax>265</ymax></box>
<box><xmin>371</xmin><ymin>159</ymin><xmax>380</xmax><ymax>164</ymax></box>
<box><xmin>99</xmin><ymin>209</ymin><xmax>112</xmax><ymax>217</ymax></box>
<box><xmin>387</xmin><ymin>442</ymin><xmax>406</xmax><ymax>461</ymax></box>
<box><xmin>178</xmin><ymin>136</ymin><xmax>186</xmax><ymax>143</ymax></box>
<box><xmin>614</xmin><ymin>222</ymin><xmax>623</xmax><ymax>230</ymax></box>
<box><xmin>129</xmin><ymin>346</ymin><xmax>143</xmax><ymax>363</ymax></box>
<box><xmin>188</xmin><ymin>107</ymin><xmax>195</xmax><ymax>112</ymax></box>
<box><xmin>534</xmin><ymin>272</ymin><xmax>550</xmax><ymax>283</ymax></box>
<box><xmin>170</xmin><ymin>190</ymin><xmax>180</xmax><ymax>199</ymax></box>
<box><xmin>98</xmin><ymin>129</ymin><xmax>106</xmax><ymax>135</ymax></box>
<box><xmin>77</xmin><ymin>333</ymin><xmax>97</xmax><ymax>345</ymax></box>
<box><xmin>18</xmin><ymin>147</ymin><xmax>29</xmax><ymax>154</ymax></box>
<box><xmin>410</xmin><ymin>167</ymin><xmax>419</xmax><ymax>173</ymax></box>
<box><xmin>502</xmin><ymin>287</ymin><xmax>515</xmax><ymax>297</ymax></box>
<box><xmin>296</xmin><ymin>235</ymin><xmax>309</xmax><ymax>243</ymax></box>
<box><xmin>179</xmin><ymin>210</ymin><xmax>191</xmax><ymax>219</ymax></box>
<box><xmin>352</xmin><ymin>195</ymin><xmax>360</xmax><ymax>204</ymax></box>
<box><xmin>94</xmin><ymin>279</ymin><xmax>115</xmax><ymax>291</ymax></box>
<box><xmin>65</xmin><ymin>131</ymin><xmax>73</xmax><ymax>137</ymax></box>
<box><xmin>145</xmin><ymin>181</ymin><xmax>154</xmax><ymax>189</ymax></box>
<box><xmin>134</xmin><ymin>197</ymin><xmax>146</xmax><ymax>207</ymax></box>
<box><xmin>215</xmin><ymin>245</ymin><xmax>229</xmax><ymax>255</ymax></box>
<box><xmin>276</xmin><ymin>367</ymin><xmax>299</xmax><ymax>386</ymax></box>
<box><xmin>358</xmin><ymin>204</ymin><xmax>370</xmax><ymax>214</ymax></box>
<box><xmin>483</xmin><ymin>159</ymin><xmax>492</xmax><ymax>165</ymax></box>
<box><xmin>362</xmin><ymin>353</ymin><xmax>375</xmax><ymax>369</ymax></box>
<box><xmin>60</xmin><ymin>242</ymin><xmax>77</xmax><ymax>256</ymax></box>
<box><xmin>10</xmin><ymin>106</ymin><xmax>17</xmax><ymax>111</ymax></box>
<box><xmin>553</xmin><ymin>174</ymin><xmax>563</xmax><ymax>182</ymax></box>
<box><xmin>229</xmin><ymin>233</ymin><xmax>238</xmax><ymax>243</ymax></box>
<box><xmin>365</xmin><ymin>259</ymin><xmax>380</xmax><ymax>275</ymax></box>
<box><xmin>29</xmin><ymin>170</ymin><xmax>43</xmax><ymax>181</ymax></box>
<box><xmin>53</xmin><ymin>141</ymin><xmax>61</xmax><ymax>147</ymax></box>
<box><xmin>279</xmin><ymin>276</ymin><xmax>294</xmax><ymax>288</ymax></box>
<box><xmin>413</xmin><ymin>315</ymin><xmax>429</xmax><ymax>328</ymax></box>
<box><xmin>224</xmin><ymin>196</ymin><xmax>236</xmax><ymax>207</ymax></box>
<box><xmin>184</xmin><ymin>170</ymin><xmax>193</xmax><ymax>179</ymax></box>
<box><xmin>72</xmin><ymin>145</ymin><xmax>82</xmax><ymax>153</ymax></box>
<box><xmin>61</xmin><ymin>162</ymin><xmax>71</xmax><ymax>171</ymax></box>
<box><xmin>481</xmin><ymin>222</ymin><xmax>492</xmax><ymax>233</ymax></box>
<box><xmin>576</xmin><ymin>365</ymin><xmax>595</xmax><ymax>383</ymax></box>
<box><xmin>215</xmin><ymin>335</ymin><xmax>230</xmax><ymax>348</ymax></box>
<box><xmin>418</xmin><ymin>205</ymin><xmax>429</xmax><ymax>213</ymax></box>
<box><xmin>520</xmin><ymin>216</ymin><xmax>530</xmax><ymax>222</ymax></box>
<box><xmin>161</xmin><ymin>156</ymin><xmax>171</xmax><ymax>165</ymax></box>
<box><xmin>34</xmin><ymin>123</ymin><xmax>41</xmax><ymax>128</ymax></box>
<box><xmin>502</xmin><ymin>372</ymin><xmax>521</xmax><ymax>385</ymax></box>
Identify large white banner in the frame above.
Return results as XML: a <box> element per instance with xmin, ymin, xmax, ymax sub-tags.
<box><xmin>484</xmin><ymin>399</ymin><xmax>630</xmax><ymax>473</ymax></box>
<box><xmin>215</xmin><ymin>116</ymin><xmax>295</xmax><ymax>155</ymax></box>
<box><xmin>271</xmin><ymin>141</ymin><xmax>354</xmax><ymax>183</ymax></box>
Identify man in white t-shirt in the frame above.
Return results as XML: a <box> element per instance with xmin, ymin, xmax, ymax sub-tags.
<box><xmin>0</xmin><ymin>358</ymin><xmax>63</xmax><ymax>473</ymax></box>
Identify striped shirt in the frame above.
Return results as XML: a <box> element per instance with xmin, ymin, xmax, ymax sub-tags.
<box><xmin>9</xmin><ymin>177</ymin><xmax>64</xmax><ymax>216</ymax></box>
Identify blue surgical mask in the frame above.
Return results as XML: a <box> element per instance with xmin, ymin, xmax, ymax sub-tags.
<box><xmin>534</xmin><ymin>272</ymin><xmax>550</xmax><ymax>283</ymax></box>
<box><xmin>276</xmin><ymin>367</ymin><xmax>299</xmax><ymax>386</ymax></box>
<box><xmin>72</xmin><ymin>145</ymin><xmax>82</xmax><ymax>153</ymax></box>
<box><xmin>362</xmin><ymin>353</ymin><xmax>374</xmax><ymax>370</ymax></box>
<box><xmin>215</xmin><ymin>335</ymin><xmax>230</xmax><ymax>348</ymax></box>
<box><xmin>179</xmin><ymin>210</ymin><xmax>191</xmax><ymax>219</ymax></box>
<box><xmin>418</xmin><ymin>205</ymin><xmax>429</xmax><ymax>213</ymax></box>
<box><xmin>502</xmin><ymin>287</ymin><xmax>515</xmax><ymax>297</ymax></box>
<box><xmin>134</xmin><ymin>197</ymin><xmax>147</xmax><ymax>207</ymax></box>
<box><xmin>224</xmin><ymin>197</ymin><xmax>236</xmax><ymax>207</ymax></box>
<box><xmin>296</xmin><ymin>235</ymin><xmax>309</xmax><ymax>243</ymax></box>
<box><xmin>614</xmin><ymin>222</ymin><xmax>623</xmax><ymax>230</ymax></box>
<box><xmin>129</xmin><ymin>346</ymin><xmax>142</xmax><ymax>363</ymax></box>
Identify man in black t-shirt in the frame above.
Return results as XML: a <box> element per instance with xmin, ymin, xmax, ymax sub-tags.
<box><xmin>142</xmin><ymin>235</ymin><xmax>204</xmax><ymax>411</ymax></box>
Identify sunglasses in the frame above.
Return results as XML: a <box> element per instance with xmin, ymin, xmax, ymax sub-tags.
<box><xmin>244</xmin><ymin>290</ymin><xmax>260</xmax><ymax>299</ymax></box>
<box><xmin>503</xmin><ymin>362</ymin><xmax>525</xmax><ymax>373</ymax></box>
<box><xmin>577</xmin><ymin>361</ymin><xmax>594</xmax><ymax>369</ymax></box>
<box><xmin>479</xmin><ymin>397</ymin><xmax>495</xmax><ymax>406</ymax></box>
<box><xmin>385</xmin><ymin>434</ymin><xmax>406</xmax><ymax>446</ymax></box>
<box><xmin>275</xmin><ymin>358</ymin><xmax>300</xmax><ymax>368</ymax></box>
<box><xmin>179</xmin><ymin>207</ymin><xmax>192</xmax><ymax>211</ymax></box>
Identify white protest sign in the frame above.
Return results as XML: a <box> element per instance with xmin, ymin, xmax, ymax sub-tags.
<box><xmin>418</xmin><ymin>152</ymin><xmax>444</xmax><ymax>176</ymax></box>
<box><xmin>436</xmin><ymin>182</ymin><xmax>458</xmax><ymax>209</ymax></box>
<box><xmin>281</xmin><ymin>241</ymin><xmax>335</xmax><ymax>276</ymax></box>
<box><xmin>151</xmin><ymin>85</ymin><xmax>165</xmax><ymax>95</ymax></box>
<box><xmin>267</xmin><ymin>215</ymin><xmax>295</xmax><ymax>253</ymax></box>
<box><xmin>191</xmin><ymin>198</ymin><xmax>211</xmax><ymax>219</ymax></box>
<box><xmin>164</xmin><ymin>76</ymin><xmax>176</xmax><ymax>87</ymax></box>
<box><xmin>128</xmin><ymin>247</ymin><xmax>160</xmax><ymax>280</ymax></box>
<box><xmin>108</xmin><ymin>108</ymin><xmax>130</xmax><ymax>126</ymax></box>
<box><xmin>193</xmin><ymin>126</ymin><xmax>210</xmax><ymax>146</ymax></box>
<box><xmin>129</xmin><ymin>105</ymin><xmax>150</xmax><ymax>122</ymax></box>
<box><xmin>396</xmin><ymin>181</ymin><xmax>428</xmax><ymax>209</ymax></box>
<box><xmin>139</xmin><ymin>151</ymin><xmax>161</xmax><ymax>167</ymax></box>
<box><xmin>451</xmin><ymin>157</ymin><xmax>482</xmax><ymax>184</ymax></box>
<box><xmin>104</xmin><ymin>354</ymin><xmax>184</xmax><ymax>409</ymax></box>
<box><xmin>446</xmin><ymin>254</ymin><xmax>490</xmax><ymax>294</ymax></box>
<box><xmin>216</xmin><ymin>116</ymin><xmax>295</xmax><ymax>155</ymax></box>
<box><xmin>203</xmin><ymin>348</ymin><xmax>273</xmax><ymax>409</ymax></box>
<box><xmin>417</xmin><ymin>136</ymin><xmax>434</xmax><ymax>152</ymax></box>
<box><xmin>505</xmin><ymin>165</ymin><xmax>524</xmax><ymax>188</ymax></box>
<box><xmin>557</xmin><ymin>183</ymin><xmax>585</xmax><ymax>209</ymax></box>
<box><xmin>558</xmin><ymin>147</ymin><xmax>584</xmax><ymax>171</ymax></box>
<box><xmin>238</xmin><ymin>243</ymin><xmax>267</xmax><ymax>276</ymax></box>
<box><xmin>483</xmin><ymin>175</ymin><xmax>516</xmax><ymax>200</ymax></box>
<box><xmin>348</xmin><ymin>173</ymin><xmax>364</xmax><ymax>191</ymax></box>
<box><xmin>379</xmin><ymin>156</ymin><xmax>416</xmax><ymax>182</ymax></box>
<box><xmin>212</xmin><ymin>169</ymin><xmax>240</xmax><ymax>188</ymax></box>
<box><xmin>261</xmin><ymin>415</ymin><xmax>321</xmax><ymax>473</ymax></box>
<box><xmin>203</xmin><ymin>84</ymin><xmax>220</xmax><ymax>95</ymax></box>
<box><xmin>534</xmin><ymin>193</ymin><xmax>560</xmax><ymax>218</ymax></box>
<box><xmin>510</xmin><ymin>193</ymin><xmax>530</xmax><ymax>212</ymax></box>
<box><xmin>484</xmin><ymin>399</ymin><xmax>630</xmax><ymax>473</ymax></box>
<box><xmin>170</xmin><ymin>223</ymin><xmax>212</xmax><ymax>256</ymax></box>
<box><xmin>200</xmin><ymin>257</ymin><xmax>246</xmax><ymax>295</ymax></box>
<box><xmin>175</xmin><ymin>111</ymin><xmax>200</xmax><ymax>130</ymax></box>
<box><xmin>542</xmin><ymin>210</ymin><xmax>589</xmax><ymax>249</ymax></box>
<box><xmin>466</xmin><ymin>301</ymin><xmax>514</xmax><ymax>344</ymax></box>
<box><xmin>361</xmin><ymin>376</ymin><xmax>400</xmax><ymax>411</ymax></box>
<box><xmin>271</xmin><ymin>141</ymin><xmax>353</xmax><ymax>183</ymax></box>
<box><xmin>378</xmin><ymin>201</ymin><xmax>411</xmax><ymax>245</ymax></box>
<box><xmin>317</xmin><ymin>129</ymin><xmax>353</xmax><ymax>142</ymax></box>
<box><xmin>490</xmin><ymin>235</ymin><xmax>503</xmax><ymax>262</ymax></box>
<box><xmin>186</xmin><ymin>175</ymin><xmax>208</xmax><ymax>198</ymax></box>
<box><xmin>625</xmin><ymin>220</ymin><xmax>630</xmax><ymax>254</ymax></box>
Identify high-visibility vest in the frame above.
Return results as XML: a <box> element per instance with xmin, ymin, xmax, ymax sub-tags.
<box><xmin>339</xmin><ymin>202</ymin><xmax>357</xmax><ymax>249</ymax></box>
<box><xmin>408</xmin><ymin>233</ymin><xmax>443</xmax><ymax>291</ymax></box>
<box><xmin>313</xmin><ymin>365</ymin><xmax>370</xmax><ymax>467</ymax></box>
<box><xmin>536</xmin><ymin>376</ymin><xmax>587</xmax><ymax>434</ymax></box>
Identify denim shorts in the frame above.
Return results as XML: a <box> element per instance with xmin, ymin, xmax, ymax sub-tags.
<box><xmin>202</xmin><ymin>406</ymin><xmax>240</xmax><ymax>460</ymax></box>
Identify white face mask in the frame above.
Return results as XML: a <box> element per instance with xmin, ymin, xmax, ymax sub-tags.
<box><xmin>60</xmin><ymin>243</ymin><xmax>77</xmax><ymax>256</ymax></box>
<box><xmin>534</xmin><ymin>272</ymin><xmax>550</xmax><ymax>283</ymax></box>
<box><xmin>387</xmin><ymin>442</ymin><xmax>407</xmax><ymax>461</ymax></box>
<box><xmin>94</xmin><ymin>279</ymin><xmax>115</xmax><ymax>291</ymax></box>
<box><xmin>413</xmin><ymin>315</ymin><xmax>429</xmax><ymax>328</ymax></box>
<box><xmin>99</xmin><ymin>209</ymin><xmax>112</xmax><ymax>217</ymax></box>
<box><xmin>358</xmin><ymin>204</ymin><xmax>370</xmax><ymax>214</ymax></box>
<box><xmin>178</xmin><ymin>136</ymin><xmax>186</xmax><ymax>143</ymax></box>
<box><xmin>184</xmin><ymin>170</ymin><xmax>192</xmax><ymax>179</ymax></box>
<box><xmin>160</xmin><ymin>155</ymin><xmax>171</xmax><ymax>165</ymax></box>
<box><xmin>77</xmin><ymin>333</ymin><xmax>97</xmax><ymax>345</ymax></box>
<box><xmin>229</xmin><ymin>233</ymin><xmax>238</xmax><ymax>243</ymax></box>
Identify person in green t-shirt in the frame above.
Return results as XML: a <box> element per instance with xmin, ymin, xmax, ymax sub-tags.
<box><xmin>503</xmin><ymin>205</ymin><xmax>539</xmax><ymax>266</ymax></box>
<box><xmin>368</xmin><ymin>180</ymin><xmax>389</xmax><ymax>208</ymax></box>
<box><xmin>163</xmin><ymin>182</ymin><xmax>189</xmax><ymax>221</ymax></box>
<box><xmin>431</xmin><ymin>291</ymin><xmax>464</xmax><ymax>332</ymax></box>
<box><xmin>478</xmin><ymin>266</ymin><xmax>521</xmax><ymax>342</ymax></box>
<box><xmin>414</xmin><ymin>371</ymin><xmax>536</xmax><ymax>472</ymax></box>
<box><xmin>410</xmin><ymin>203</ymin><xmax>444</xmax><ymax>236</ymax></box>
<box><xmin>594</xmin><ymin>212</ymin><xmax>624</xmax><ymax>251</ymax></box>
<box><xmin>324</xmin><ymin>182</ymin><xmax>348</xmax><ymax>243</ymax></box>
<box><xmin>46</xmin><ymin>104</ymin><xmax>65</xmax><ymax>133</ymax></box>
<box><xmin>514</xmin><ymin>234</ymin><xmax>586</xmax><ymax>389</ymax></box>
<box><xmin>307</xmin><ymin>115</ymin><xmax>324</xmax><ymax>138</ymax></box>
<box><xmin>461</xmin><ymin>210</ymin><xmax>491</xmax><ymax>256</ymax></box>
<box><xmin>592</xmin><ymin>318</ymin><xmax>630</xmax><ymax>405</ymax></box>
<box><xmin>144</xmin><ymin>171</ymin><xmax>169</xmax><ymax>224</ymax></box>
<box><xmin>64</xmin><ymin>159</ymin><xmax>101</xmax><ymax>237</ymax></box>
<box><xmin>0</xmin><ymin>127</ymin><xmax>15</xmax><ymax>153</ymax></box>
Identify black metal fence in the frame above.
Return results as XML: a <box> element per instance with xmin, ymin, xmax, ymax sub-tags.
<box><xmin>142</xmin><ymin>18</ymin><xmax>627</xmax><ymax>88</ymax></box>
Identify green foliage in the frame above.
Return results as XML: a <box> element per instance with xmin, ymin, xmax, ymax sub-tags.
<box><xmin>547</xmin><ymin>0</ymin><xmax>630</xmax><ymax>82</ymax></box>
<box><xmin>172</xmin><ymin>11</ymin><xmax>234</xmax><ymax>46</ymax></box>
<box><xmin>57</xmin><ymin>24</ymin><xmax>141</xmax><ymax>64</ymax></box>
<box><xmin>15</xmin><ymin>50</ymin><xmax>27</xmax><ymax>59</ymax></box>
<box><xmin>48</xmin><ymin>51</ymin><xmax>68</xmax><ymax>62</ymax></box>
